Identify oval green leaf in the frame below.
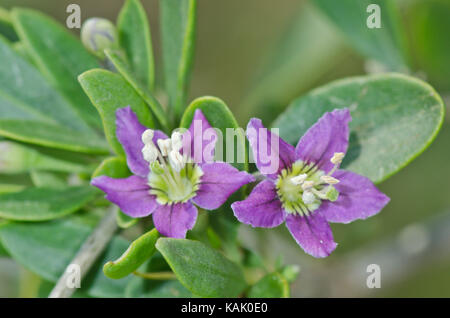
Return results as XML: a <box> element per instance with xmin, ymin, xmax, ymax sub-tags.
<box><xmin>0</xmin><ymin>186</ymin><xmax>100</xmax><ymax>221</ymax></box>
<box><xmin>78</xmin><ymin>69</ymin><xmax>155</xmax><ymax>156</ymax></box>
<box><xmin>0</xmin><ymin>36</ymin><xmax>91</xmax><ymax>132</ymax></box>
<box><xmin>103</xmin><ymin>228</ymin><xmax>159</xmax><ymax>279</ymax></box>
<box><xmin>160</xmin><ymin>0</ymin><xmax>196</xmax><ymax>119</ymax></box>
<box><xmin>11</xmin><ymin>8</ymin><xmax>101</xmax><ymax>129</ymax></box>
<box><xmin>117</xmin><ymin>0</ymin><xmax>155</xmax><ymax>92</ymax></box>
<box><xmin>0</xmin><ymin>141</ymin><xmax>93</xmax><ymax>174</ymax></box>
<box><xmin>105</xmin><ymin>49</ymin><xmax>168</xmax><ymax>130</ymax></box>
<box><xmin>156</xmin><ymin>238</ymin><xmax>247</xmax><ymax>297</ymax></box>
<box><xmin>273</xmin><ymin>73</ymin><xmax>445</xmax><ymax>183</ymax></box>
<box><xmin>0</xmin><ymin>119</ymin><xmax>108</xmax><ymax>154</ymax></box>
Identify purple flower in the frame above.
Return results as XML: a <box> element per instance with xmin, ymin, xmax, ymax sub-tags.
<box><xmin>92</xmin><ymin>106</ymin><xmax>254</xmax><ymax>238</ymax></box>
<box><xmin>231</xmin><ymin>109</ymin><xmax>390</xmax><ymax>258</ymax></box>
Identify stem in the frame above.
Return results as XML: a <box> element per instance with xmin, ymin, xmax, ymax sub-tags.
<box><xmin>133</xmin><ymin>271</ymin><xmax>177</xmax><ymax>280</ymax></box>
<box><xmin>48</xmin><ymin>206</ymin><xmax>118</xmax><ymax>298</ymax></box>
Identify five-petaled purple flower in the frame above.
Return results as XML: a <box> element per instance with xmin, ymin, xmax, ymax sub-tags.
<box><xmin>232</xmin><ymin>109</ymin><xmax>390</xmax><ymax>258</ymax></box>
<box><xmin>92</xmin><ymin>106</ymin><xmax>254</xmax><ymax>238</ymax></box>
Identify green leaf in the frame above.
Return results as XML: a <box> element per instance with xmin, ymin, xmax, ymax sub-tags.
<box><xmin>92</xmin><ymin>156</ymin><xmax>130</xmax><ymax>179</ymax></box>
<box><xmin>312</xmin><ymin>0</ymin><xmax>409</xmax><ymax>71</ymax></box>
<box><xmin>0</xmin><ymin>215</ymin><xmax>132</xmax><ymax>297</ymax></box>
<box><xmin>0</xmin><ymin>186</ymin><xmax>99</xmax><ymax>221</ymax></box>
<box><xmin>30</xmin><ymin>171</ymin><xmax>66</xmax><ymax>188</ymax></box>
<box><xmin>79</xmin><ymin>69</ymin><xmax>155</xmax><ymax>156</ymax></box>
<box><xmin>180</xmin><ymin>96</ymin><xmax>247</xmax><ymax>172</ymax></box>
<box><xmin>0</xmin><ymin>120</ymin><xmax>108</xmax><ymax>154</ymax></box>
<box><xmin>160</xmin><ymin>0</ymin><xmax>196</xmax><ymax>119</ymax></box>
<box><xmin>103</xmin><ymin>228</ymin><xmax>159</xmax><ymax>279</ymax></box>
<box><xmin>115</xmin><ymin>211</ymin><xmax>138</xmax><ymax>229</ymax></box>
<box><xmin>156</xmin><ymin>238</ymin><xmax>247</xmax><ymax>297</ymax></box>
<box><xmin>0</xmin><ymin>7</ymin><xmax>18</xmax><ymax>41</ymax></box>
<box><xmin>11</xmin><ymin>8</ymin><xmax>101</xmax><ymax>129</ymax></box>
<box><xmin>273</xmin><ymin>73</ymin><xmax>445</xmax><ymax>183</ymax></box>
<box><xmin>0</xmin><ymin>36</ymin><xmax>92</xmax><ymax>132</ymax></box>
<box><xmin>247</xmin><ymin>272</ymin><xmax>289</xmax><ymax>298</ymax></box>
<box><xmin>117</xmin><ymin>0</ymin><xmax>155</xmax><ymax>92</ymax></box>
<box><xmin>0</xmin><ymin>141</ymin><xmax>93</xmax><ymax>174</ymax></box>
<box><xmin>409</xmin><ymin>0</ymin><xmax>450</xmax><ymax>90</ymax></box>
<box><xmin>105</xmin><ymin>49</ymin><xmax>168</xmax><ymax>130</ymax></box>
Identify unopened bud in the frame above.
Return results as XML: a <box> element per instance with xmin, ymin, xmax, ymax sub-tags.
<box><xmin>81</xmin><ymin>18</ymin><xmax>119</xmax><ymax>59</ymax></box>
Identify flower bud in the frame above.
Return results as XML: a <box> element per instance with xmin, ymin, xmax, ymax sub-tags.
<box><xmin>81</xmin><ymin>18</ymin><xmax>119</xmax><ymax>59</ymax></box>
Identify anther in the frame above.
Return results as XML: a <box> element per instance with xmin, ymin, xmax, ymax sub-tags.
<box><xmin>141</xmin><ymin>129</ymin><xmax>154</xmax><ymax>145</ymax></box>
<box><xmin>171</xmin><ymin>131</ymin><xmax>183</xmax><ymax>152</ymax></box>
<box><xmin>302</xmin><ymin>190</ymin><xmax>316</xmax><ymax>205</ymax></box>
<box><xmin>157</xmin><ymin>139</ymin><xmax>172</xmax><ymax>157</ymax></box>
<box><xmin>142</xmin><ymin>144</ymin><xmax>158</xmax><ymax>163</ymax></box>
<box><xmin>301</xmin><ymin>180</ymin><xmax>315</xmax><ymax>190</ymax></box>
<box><xmin>290</xmin><ymin>174</ymin><xmax>308</xmax><ymax>185</ymax></box>
<box><xmin>320</xmin><ymin>175</ymin><xmax>340</xmax><ymax>185</ymax></box>
<box><xmin>169</xmin><ymin>150</ymin><xmax>185</xmax><ymax>172</ymax></box>
<box><xmin>330</xmin><ymin>152</ymin><xmax>345</xmax><ymax>165</ymax></box>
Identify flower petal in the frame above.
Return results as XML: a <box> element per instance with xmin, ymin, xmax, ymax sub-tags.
<box><xmin>183</xmin><ymin>109</ymin><xmax>218</xmax><ymax>164</ymax></box>
<box><xmin>193</xmin><ymin>162</ymin><xmax>254</xmax><ymax>210</ymax></box>
<box><xmin>116</xmin><ymin>107</ymin><xmax>168</xmax><ymax>177</ymax></box>
<box><xmin>231</xmin><ymin>180</ymin><xmax>285</xmax><ymax>228</ymax></box>
<box><xmin>91</xmin><ymin>175</ymin><xmax>158</xmax><ymax>218</ymax></box>
<box><xmin>320</xmin><ymin>170</ymin><xmax>390</xmax><ymax>224</ymax></box>
<box><xmin>285</xmin><ymin>212</ymin><xmax>337</xmax><ymax>258</ymax></box>
<box><xmin>152</xmin><ymin>202</ymin><xmax>198</xmax><ymax>238</ymax></box>
<box><xmin>295</xmin><ymin>108</ymin><xmax>351</xmax><ymax>173</ymax></box>
<box><xmin>247</xmin><ymin>118</ymin><xmax>295</xmax><ymax>179</ymax></box>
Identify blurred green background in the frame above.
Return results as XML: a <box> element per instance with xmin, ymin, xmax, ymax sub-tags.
<box><xmin>0</xmin><ymin>0</ymin><xmax>449</xmax><ymax>297</ymax></box>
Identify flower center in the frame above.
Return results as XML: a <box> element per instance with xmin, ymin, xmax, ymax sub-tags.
<box><xmin>141</xmin><ymin>129</ymin><xmax>203</xmax><ymax>205</ymax></box>
<box><xmin>275</xmin><ymin>154</ymin><xmax>343</xmax><ymax>216</ymax></box>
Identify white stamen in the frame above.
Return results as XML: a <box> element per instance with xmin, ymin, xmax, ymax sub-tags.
<box><xmin>171</xmin><ymin>131</ymin><xmax>183</xmax><ymax>152</ymax></box>
<box><xmin>290</xmin><ymin>174</ymin><xmax>308</xmax><ymax>185</ymax></box>
<box><xmin>157</xmin><ymin>138</ymin><xmax>172</xmax><ymax>156</ymax></box>
<box><xmin>301</xmin><ymin>180</ymin><xmax>315</xmax><ymax>190</ymax></box>
<box><xmin>168</xmin><ymin>150</ymin><xmax>185</xmax><ymax>172</ymax></box>
<box><xmin>320</xmin><ymin>175</ymin><xmax>340</xmax><ymax>185</ymax></box>
<box><xmin>141</xmin><ymin>129</ymin><xmax>154</xmax><ymax>145</ymax></box>
<box><xmin>142</xmin><ymin>144</ymin><xmax>158</xmax><ymax>163</ymax></box>
<box><xmin>330</xmin><ymin>152</ymin><xmax>345</xmax><ymax>165</ymax></box>
<box><xmin>302</xmin><ymin>190</ymin><xmax>316</xmax><ymax>205</ymax></box>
